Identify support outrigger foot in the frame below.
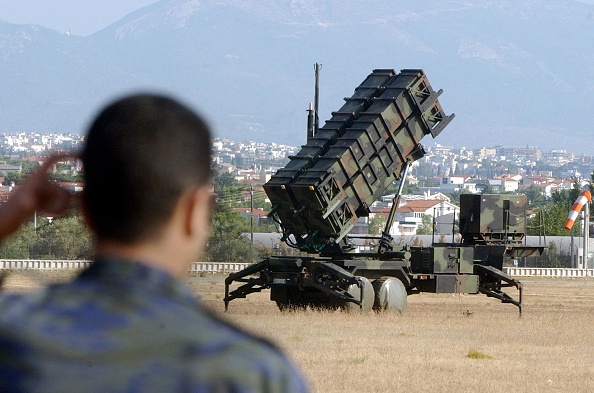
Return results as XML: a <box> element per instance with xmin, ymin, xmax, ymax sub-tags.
<box><xmin>475</xmin><ymin>264</ymin><xmax>524</xmax><ymax>316</ymax></box>
<box><xmin>224</xmin><ymin>260</ymin><xmax>269</xmax><ymax>311</ymax></box>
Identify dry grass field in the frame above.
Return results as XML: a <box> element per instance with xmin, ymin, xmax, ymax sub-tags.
<box><xmin>3</xmin><ymin>270</ymin><xmax>594</xmax><ymax>392</ymax></box>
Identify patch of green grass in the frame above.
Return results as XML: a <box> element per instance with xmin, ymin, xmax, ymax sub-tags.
<box><xmin>466</xmin><ymin>349</ymin><xmax>493</xmax><ymax>360</ymax></box>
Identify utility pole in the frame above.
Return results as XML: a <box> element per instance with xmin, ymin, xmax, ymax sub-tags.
<box><xmin>250</xmin><ymin>184</ymin><xmax>254</xmax><ymax>259</ymax></box>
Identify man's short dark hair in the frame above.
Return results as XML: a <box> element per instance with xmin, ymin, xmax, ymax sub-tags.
<box><xmin>82</xmin><ymin>94</ymin><xmax>212</xmax><ymax>243</ymax></box>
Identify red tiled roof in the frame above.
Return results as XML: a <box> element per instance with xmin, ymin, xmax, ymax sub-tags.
<box><xmin>232</xmin><ymin>208</ymin><xmax>269</xmax><ymax>217</ymax></box>
<box><xmin>397</xmin><ymin>200</ymin><xmax>442</xmax><ymax>212</ymax></box>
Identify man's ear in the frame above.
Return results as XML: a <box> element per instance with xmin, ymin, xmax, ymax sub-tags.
<box><xmin>183</xmin><ymin>187</ymin><xmax>212</xmax><ymax>239</ymax></box>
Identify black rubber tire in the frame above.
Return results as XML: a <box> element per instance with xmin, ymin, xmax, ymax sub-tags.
<box><xmin>372</xmin><ymin>276</ymin><xmax>407</xmax><ymax>314</ymax></box>
<box><xmin>345</xmin><ymin>276</ymin><xmax>375</xmax><ymax>313</ymax></box>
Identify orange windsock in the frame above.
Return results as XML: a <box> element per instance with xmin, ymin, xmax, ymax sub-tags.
<box><xmin>564</xmin><ymin>190</ymin><xmax>592</xmax><ymax>230</ymax></box>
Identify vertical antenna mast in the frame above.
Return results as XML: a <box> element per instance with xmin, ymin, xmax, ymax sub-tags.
<box><xmin>314</xmin><ymin>63</ymin><xmax>321</xmax><ymax>136</ymax></box>
<box><xmin>307</xmin><ymin>63</ymin><xmax>322</xmax><ymax>141</ymax></box>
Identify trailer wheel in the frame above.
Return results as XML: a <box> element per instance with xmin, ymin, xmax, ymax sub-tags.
<box><xmin>372</xmin><ymin>277</ymin><xmax>407</xmax><ymax>314</ymax></box>
<box><xmin>344</xmin><ymin>276</ymin><xmax>375</xmax><ymax>313</ymax></box>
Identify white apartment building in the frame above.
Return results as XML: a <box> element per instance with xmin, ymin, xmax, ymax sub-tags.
<box><xmin>439</xmin><ymin>176</ymin><xmax>478</xmax><ymax>193</ymax></box>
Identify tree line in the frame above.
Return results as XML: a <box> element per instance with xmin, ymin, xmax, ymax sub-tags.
<box><xmin>0</xmin><ymin>168</ymin><xmax>593</xmax><ymax>267</ymax></box>
<box><xmin>0</xmin><ymin>170</ymin><xmax>277</xmax><ymax>262</ymax></box>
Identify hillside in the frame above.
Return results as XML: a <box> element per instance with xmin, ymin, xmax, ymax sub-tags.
<box><xmin>1</xmin><ymin>0</ymin><xmax>593</xmax><ymax>153</ymax></box>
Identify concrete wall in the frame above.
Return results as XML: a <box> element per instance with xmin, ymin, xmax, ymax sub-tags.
<box><xmin>0</xmin><ymin>260</ymin><xmax>251</xmax><ymax>274</ymax></box>
<box><xmin>2</xmin><ymin>260</ymin><xmax>593</xmax><ymax>278</ymax></box>
<box><xmin>503</xmin><ymin>267</ymin><xmax>594</xmax><ymax>278</ymax></box>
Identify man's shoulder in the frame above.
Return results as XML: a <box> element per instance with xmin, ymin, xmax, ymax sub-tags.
<box><xmin>186</xmin><ymin>306</ymin><xmax>289</xmax><ymax>361</ymax></box>
<box><xmin>0</xmin><ymin>290</ymin><xmax>47</xmax><ymax>323</ymax></box>
<box><xmin>178</xmin><ymin>308</ymin><xmax>308</xmax><ymax>391</ymax></box>
<box><xmin>0</xmin><ymin>278</ymin><xmax>310</xmax><ymax>392</ymax></box>
<box><xmin>0</xmin><ymin>278</ymin><xmax>99</xmax><ymax>321</ymax></box>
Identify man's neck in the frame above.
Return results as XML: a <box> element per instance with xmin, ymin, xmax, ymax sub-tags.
<box><xmin>95</xmin><ymin>239</ymin><xmax>190</xmax><ymax>277</ymax></box>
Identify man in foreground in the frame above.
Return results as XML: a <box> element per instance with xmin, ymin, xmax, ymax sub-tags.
<box><xmin>0</xmin><ymin>94</ymin><xmax>308</xmax><ymax>392</ymax></box>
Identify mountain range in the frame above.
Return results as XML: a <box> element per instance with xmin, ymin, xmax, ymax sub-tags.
<box><xmin>1</xmin><ymin>0</ymin><xmax>593</xmax><ymax>154</ymax></box>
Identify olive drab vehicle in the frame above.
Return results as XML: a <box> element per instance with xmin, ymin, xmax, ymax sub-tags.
<box><xmin>224</xmin><ymin>68</ymin><xmax>543</xmax><ymax>315</ymax></box>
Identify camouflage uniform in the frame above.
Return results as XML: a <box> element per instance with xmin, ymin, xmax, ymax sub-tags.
<box><xmin>0</xmin><ymin>259</ymin><xmax>309</xmax><ymax>392</ymax></box>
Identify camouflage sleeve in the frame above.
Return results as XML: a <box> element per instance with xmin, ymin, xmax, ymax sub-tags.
<box><xmin>184</xmin><ymin>331</ymin><xmax>309</xmax><ymax>392</ymax></box>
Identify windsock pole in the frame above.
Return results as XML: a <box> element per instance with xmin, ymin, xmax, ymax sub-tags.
<box><xmin>564</xmin><ymin>190</ymin><xmax>592</xmax><ymax>230</ymax></box>
<box><xmin>585</xmin><ymin>202</ymin><xmax>590</xmax><ymax>270</ymax></box>
<box><xmin>564</xmin><ymin>190</ymin><xmax>592</xmax><ymax>269</ymax></box>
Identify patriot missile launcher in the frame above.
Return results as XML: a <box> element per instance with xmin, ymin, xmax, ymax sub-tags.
<box><xmin>224</xmin><ymin>69</ymin><xmax>543</xmax><ymax>315</ymax></box>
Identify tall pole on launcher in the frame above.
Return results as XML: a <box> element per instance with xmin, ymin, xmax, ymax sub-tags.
<box><xmin>314</xmin><ymin>63</ymin><xmax>321</xmax><ymax>136</ymax></box>
<box><xmin>307</xmin><ymin>63</ymin><xmax>322</xmax><ymax>141</ymax></box>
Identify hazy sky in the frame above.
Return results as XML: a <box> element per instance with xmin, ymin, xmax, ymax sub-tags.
<box><xmin>2</xmin><ymin>0</ymin><xmax>594</xmax><ymax>37</ymax></box>
<box><xmin>0</xmin><ymin>0</ymin><xmax>157</xmax><ymax>36</ymax></box>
